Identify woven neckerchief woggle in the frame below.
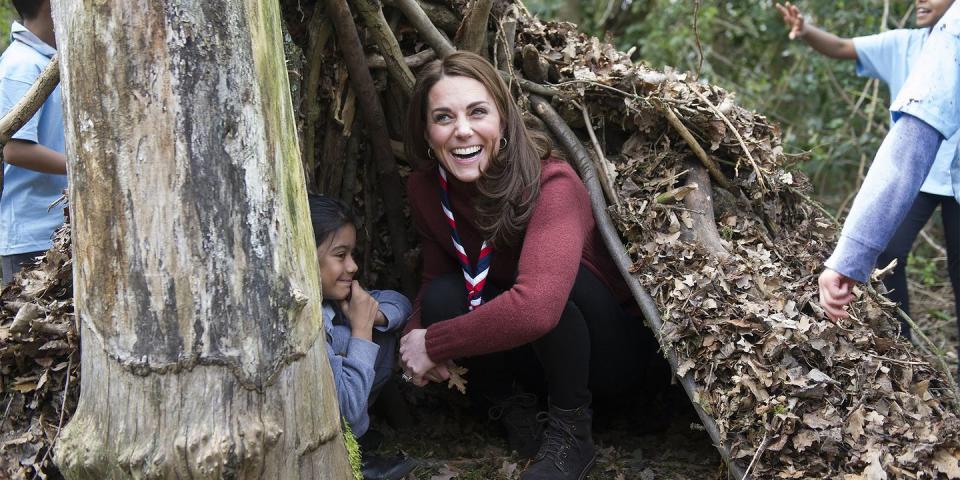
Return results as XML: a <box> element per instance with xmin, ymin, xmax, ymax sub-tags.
<box><xmin>438</xmin><ymin>164</ymin><xmax>492</xmax><ymax>311</ymax></box>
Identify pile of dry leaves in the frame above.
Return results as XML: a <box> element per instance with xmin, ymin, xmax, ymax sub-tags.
<box><xmin>503</xmin><ymin>13</ymin><xmax>960</xmax><ymax>478</ymax></box>
<box><xmin>0</xmin><ymin>223</ymin><xmax>77</xmax><ymax>479</ymax></box>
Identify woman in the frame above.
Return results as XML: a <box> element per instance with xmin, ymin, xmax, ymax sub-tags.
<box><xmin>400</xmin><ymin>51</ymin><xmax>666</xmax><ymax>480</ymax></box>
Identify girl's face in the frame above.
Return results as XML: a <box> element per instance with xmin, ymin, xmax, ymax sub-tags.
<box><xmin>916</xmin><ymin>0</ymin><xmax>954</xmax><ymax>27</ymax></box>
<box><xmin>317</xmin><ymin>224</ymin><xmax>358</xmax><ymax>301</ymax></box>
<box><xmin>425</xmin><ymin>75</ymin><xmax>504</xmax><ymax>183</ymax></box>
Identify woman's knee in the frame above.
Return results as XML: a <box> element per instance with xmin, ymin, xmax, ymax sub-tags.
<box><xmin>421</xmin><ymin>273</ymin><xmax>469</xmax><ymax>326</ymax></box>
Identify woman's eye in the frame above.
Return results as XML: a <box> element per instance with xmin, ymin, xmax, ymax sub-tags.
<box><xmin>471</xmin><ymin>108</ymin><xmax>487</xmax><ymax>117</ymax></box>
<box><xmin>433</xmin><ymin>113</ymin><xmax>451</xmax><ymax>123</ymax></box>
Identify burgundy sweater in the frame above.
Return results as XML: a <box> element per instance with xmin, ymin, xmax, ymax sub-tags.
<box><xmin>406</xmin><ymin>159</ymin><xmax>635</xmax><ymax>363</ymax></box>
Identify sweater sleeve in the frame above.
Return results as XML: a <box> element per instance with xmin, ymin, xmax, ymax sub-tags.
<box><xmin>423</xmin><ymin>164</ymin><xmax>592</xmax><ymax>362</ymax></box>
<box><xmin>825</xmin><ymin>114</ymin><xmax>943</xmax><ymax>281</ymax></box>
<box><xmin>370</xmin><ymin>289</ymin><xmax>412</xmax><ymax>333</ymax></box>
<box><xmin>326</xmin><ymin>337</ymin><xmax>379</xmax><ymax>437</ymax></box>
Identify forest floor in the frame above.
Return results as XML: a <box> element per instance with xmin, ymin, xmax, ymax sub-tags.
<box><xmin>371</xmin><ymin>237</ymin><xmax>957</xmax><ymax>480</ymax></box>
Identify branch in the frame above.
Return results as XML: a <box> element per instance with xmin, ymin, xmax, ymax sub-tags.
<box><xmin>498</xmin><ymin>70</ymin><xmax>559</xmax><ymax>97</ymax></box>
<box><xmin>455</xmin><ymin>0</ymin><xmax>494</xmax><ymax>54</ymax></box>
<box><xmin>529</xmin><ymin>94</ymin><xmax>745</xmax><ymax>480</ymax></box>
<box><xmin>520</xmin><ymin>45</ymin><xmax>549</xmax><ymax>84</ymax></box>
<box><xmin>326</xmin><ymin>0</ymin><xmax>418</xmax><ymax>296</ymax></box>
<box><xmin>681</xmin><ymin>159</ymin><xmax>729</xmax><ymax>258</ymax></box>
<box><xmin>660</xmin><ymin>103</ymin><xmax>733</xmax><ymax>191</ymax></box>
<box><xmin>0</xmin><ymin>55</ymin><xmax>59</xmax><ymax>144</ymax></box>
<box><xmin>384</xmin><ymin>0</ymin><xmax>460</xmax><ymax>34</ymax></box>
<box><xmin>350</xmin><ymin>0</ymin><xmax>416</xmax><ymax>95</ymax></box>
<box><xmin>393</xmin><ymin>0</ymin><xmax>456</xmax><ymax>58</ymax></box>
<box><xmin>302</xmin><ymin>12</ymin><xmax>334</xmax><ymax>192</ymax></box>
<box><xmin>367</xmin><ymin>49</ymin><xmax>437</xmax><ymax>69</ymax></box>
<box><xmin>579</xmin><ymin>103</ymin><xmax>619</xmax><ymax>207</ymax></box>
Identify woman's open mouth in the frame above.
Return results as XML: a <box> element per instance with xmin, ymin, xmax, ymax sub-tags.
<box><xmin>451</xmin><ymin>145</ymin><xmax>483</xmax><ymax>161</ymax></box>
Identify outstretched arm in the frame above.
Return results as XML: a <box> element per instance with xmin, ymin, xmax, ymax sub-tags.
<box><xmin>820</xmin><ymin>114</ymin><xmax>943</xmax><ymax>319</ymax></box>
<box><xmin>776</xmin><ymin>2</ymin><xmax>857</xmax><ymax>60</ymax></box>
<box><xmin>4</xmin><ymin>139</ymin><xmax>66</xmax><ymax>174</ymax></box>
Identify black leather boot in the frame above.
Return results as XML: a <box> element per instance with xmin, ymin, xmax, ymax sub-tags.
<box><xmin>520</xmin><ymin>402</ymin><xmax>596</xmax><ymax>480</ymax></box>
<box><xmin>487</xmin><ymin>393</ymin><xmax>544</xmax><ymax>458</ymax></box>
<box><xmin>361</xmin><ymin>452</ymin><xmax>417</xmax><ymax>480</ymax></box>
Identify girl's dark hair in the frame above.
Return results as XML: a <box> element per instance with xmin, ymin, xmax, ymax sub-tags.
<box><xmin>404</xmin><ymin>51</ymin><xmax>552</xmax><ymax>249</ymax></box>
<box><xmin>307</xmin><ymin>194</ymin><xmax>355</xmax><ymax>246</ymax></box>
<box><xmin>13</xmin><ymin>0</ymin><xmax>44</xmax><ymax>21</ymax></box>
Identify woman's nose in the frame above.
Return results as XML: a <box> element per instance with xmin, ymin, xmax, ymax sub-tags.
<box><xmin>454</xmin><ymin>116</ymin><xmax>473</xmax><ymax>137</ymax></box>
<box><xmin>346</xmin><ymin>255</ymin><xmax>358</xmax><ymax>274</ymax></box>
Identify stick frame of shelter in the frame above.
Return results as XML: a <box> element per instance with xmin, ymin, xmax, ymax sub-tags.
<box><xmin>529</xmin><ymin>94</ymin><xmax>747</xmax><ymax>480</ymax></box>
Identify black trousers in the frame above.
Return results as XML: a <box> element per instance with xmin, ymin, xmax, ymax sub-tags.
<box><xmin>420</xmin><ymin>265</ymin><xmax>668</xmax><ymax>409</ymax></box>
<box><xmin>877</xmin><ymin>192</ymin><xmax>960</xmax><ymax>339</ymax></box>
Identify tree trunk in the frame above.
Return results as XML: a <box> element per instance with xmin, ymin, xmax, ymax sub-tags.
<box><xmin>50</xmin><ymin>1</ymin><xmax>352</xmax><ymax>478</ymax></box>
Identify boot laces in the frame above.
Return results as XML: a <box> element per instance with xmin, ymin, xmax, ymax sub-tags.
<box><xmin>534</xmin><ymin>410</ymin><xmax>577</xmax><ymax>471</ymax></box>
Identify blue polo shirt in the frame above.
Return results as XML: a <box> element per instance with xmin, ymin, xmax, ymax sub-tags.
<box><xmin>854</xmin><ymin>28</ymin><xmax>957</xmax><ymax>197</ymax></box>
<box><xmin>0</xmin><ymin>22</ymin><xmax>66</xmax><ymax>255</ymax></box>
<box><xmin>890</xmin><ymin>3</ymin><xmax>960</xmax><ymax>205</ymax></box>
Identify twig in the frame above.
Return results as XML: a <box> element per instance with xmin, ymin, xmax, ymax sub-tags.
<box><xmin>659</xmin><ymin>103</ymin><xmax>734</xmax><ymax>191</ymax></box>
<box><xmin>0</xmin><ymin>55</ymin><xmax>59</xmax><ymax>144</ymax></box>
<box><xmin>31</xmin><ymin>357</ymin><xmax>72</xmax><ymax>480</ymax></box>
<box><xmin>867</xmin><ymin>284</ymin><xmax>960</xmax><ymax>414</ymax></box>
<box><xmin>741</xmin><ymin>430</ymin><xmax>770</xmax><ymax>480</ymax></box>
<box><xmin>350</xmin><ymin>0</ymin><xmax>416</xmax><ymax>95</ymax></box>
<box><xmin>919</xmin><ymin>228</ymin><xmax>948</xmax><ymax>257</ymax></box>
<box><xmin>327</xmin><ymin>0</ymin><xmax>417</xmax><ymax>296</ymax></box>
<box><xmin>454</xmin><ymin>0</ymin><xmax>493</xmax><ymax>54</ymax></box>
<box><xmin>393</xmin><ymin>0</ymin><xmax>456</xmax><ymax>58</ymax></box>
<box><xmin>579</xmin><ymin>103</ymin><xmax>620</xmax><ymax>207</ymax></box>
<box><xmin>690</xmin><ymin>88</ymin><xmax>767</xmax><ymax>190</ymax></box>
<box><xmin>867</xmin><ymin>353</ymin><xmax>928</xmax><ymax>366</ymax></box>
<box><xmin>367</xmin><ymin>49</ymin><xmax>437</xmax><ymax>69</ymax></box>
<box><xmin>692</xmin><ymin>0</ymin><xmax>703</xmax><ymax>80</ymax></box>
<box><xmin>529</xmin><ymin>94</ymin><xmax>746</xmax><ymax>480</ymax></box>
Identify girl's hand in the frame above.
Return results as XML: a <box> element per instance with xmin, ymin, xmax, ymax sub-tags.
<box><xmin>340</xmin><ymin>281</ymin><xmax>379</xmax><ymax>341</ymax></box>
<box><xmin>399</xmin><ymin>329</ymin><xmax>436</xmax><ymax>386</ymax></box>
<box><xmin>775</xmin><ymin>2</ymin><xmax>805</xmax><ymax>40</ymax></box>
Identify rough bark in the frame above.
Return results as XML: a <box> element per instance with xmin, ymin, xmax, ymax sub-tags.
<box><xmin>454</xmin><ymin>0</ymin><xmax>494</xmax><ymax>55</ymax></box>
<box><xmin>350</xmin><ymin>0</ymin><xmax>416</xmax><ymax>95</ymax></box>
<box><xmin>50</xmin><ymin>1</ymin><xmax>352</xmax><ymax>478</ymax></box>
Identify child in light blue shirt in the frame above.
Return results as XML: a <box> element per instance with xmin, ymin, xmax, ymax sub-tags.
<box><xmin>308</xmin><ymin>194</ymin><xmax>415</xmax><ymax>480</ymax></box>
<box><xmin>778</xmin><ymin>1</ymin><xmax>958</xmax><ymax>333</ymax></box>
<box><xmin>0</xmin><ymin>0</ymin><xmax>67</xmax><ymax>284</ymax></box>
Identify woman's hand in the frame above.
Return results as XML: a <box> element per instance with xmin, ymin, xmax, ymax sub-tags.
<box><xmin>775</xmin><ymin>2</ymin><xmax>806</xmax><ymax>40</ymax></box>
<box><xmin>340</xmin><ymin>281</ymin><xmax>379</xmax><ymax>341</ymax></box>
<box><xmin>399</xmin><ymin>329</ymin><xmax>437</xmax><ymax>386</ymax></box>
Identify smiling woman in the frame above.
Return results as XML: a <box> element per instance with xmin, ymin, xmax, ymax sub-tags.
<box><xmin>399</xmin><ymin>52</ymin><xmax>670</xmax><ymax>480</ymax></box>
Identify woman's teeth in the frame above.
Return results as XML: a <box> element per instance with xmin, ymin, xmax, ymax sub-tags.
<box><xmin>452</xmin><ymin>146</ymin><xmax>482</xmax><ymax>158</ymax></box>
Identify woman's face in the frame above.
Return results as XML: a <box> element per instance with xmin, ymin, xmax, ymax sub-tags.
<box><xmin>317</xmin><ymin>224</ymin><xmax>358</xmax><ymax>301</ymax></box>
<box><xmin>425</xmin><ymin>75</ymin><xmax>503</xmax><ymax>183</ymax></box>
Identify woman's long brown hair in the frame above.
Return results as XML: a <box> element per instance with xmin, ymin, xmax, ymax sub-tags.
<box><xmin>404</xmin><ymin>51</ymin><xmax>552</xmax><ymax>249</ymax></box>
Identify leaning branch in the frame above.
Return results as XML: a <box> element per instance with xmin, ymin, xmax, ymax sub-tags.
<box><xmin>350</xmin><ymin>0</ymin><xmax>416</xmax><ymax>95</ymax></box>
<box><xmin>0</xmin><ymin>55</ymin><xmax>59</xmax><ymax>144</ymax></box>
<box><xmin>327</xmin><ymin>0</ymin><xmax>418</xmax><ymax>296</ymax></box>
<box><xmin>393</xmin><ymin>0</ymin><xmax>456</xmax><ymax>58</ymax></box>
<box><xmin>529</xmin><ymin>94</ymin><xmax>745</xmax><ymax>480</ymax></box>
<box><xmin>454</xmin><ymin>0</ymin><xmax>494</xmax><ymax>54</ymax></box>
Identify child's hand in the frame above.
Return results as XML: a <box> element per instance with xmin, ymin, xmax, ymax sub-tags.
<box><xmin>775</xmin><ymin>2</ymin><xmax>805</xmax><ymax>39</ymax></box>
<box><xmin>340</xmin><ymin>281</ymin><xmax>379</xmax><ymax>341</ymax></box>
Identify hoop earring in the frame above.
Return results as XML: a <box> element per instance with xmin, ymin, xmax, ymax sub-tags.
<box><xmin>427</xmin><ymin>148</ymin><xmax>436</xmax><ymax>160</ymax></box>
<box><xmin>499</xmin><ymin>137</ymin><xmax>508</xmax><ymax>149</ymax></box>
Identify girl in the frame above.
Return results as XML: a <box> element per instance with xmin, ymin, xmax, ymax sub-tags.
<box><xmin>309</xmin><ymin>194</ymin><xmax>414</xmax><ymax>480</ymax></box>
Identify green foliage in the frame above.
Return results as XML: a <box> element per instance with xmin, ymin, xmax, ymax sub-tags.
<box><xmin>526</xmin><ymin>0</ymin><xmax>913</xmax><ymax>208</ymax></box>
<box><xmin>907</xmin><ymin>252</ymin><xmax>943</xmax><ymax>287</ymax></box>
<box><xmin>343</xmin><ymin>419</ymin><xmax>363</xmax><ymax>480</ymax></box>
